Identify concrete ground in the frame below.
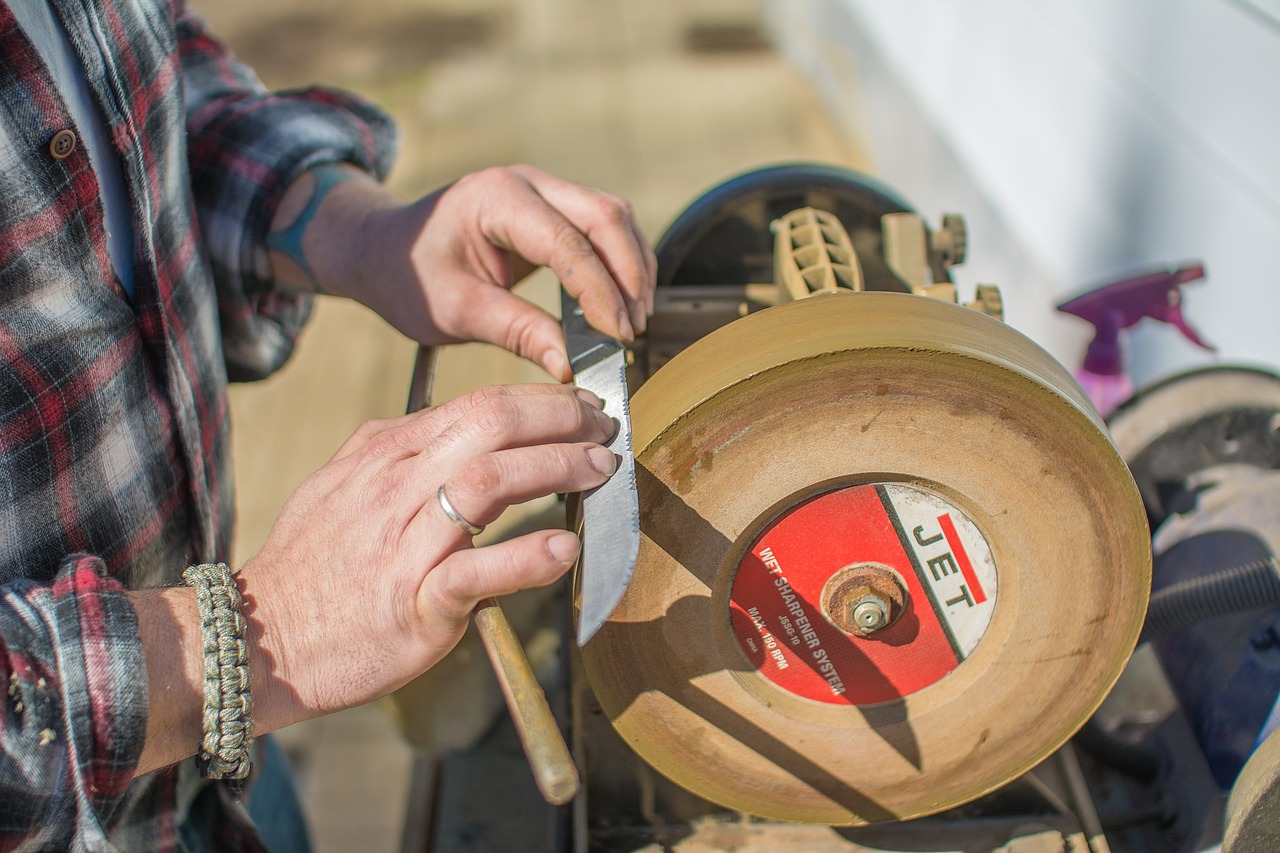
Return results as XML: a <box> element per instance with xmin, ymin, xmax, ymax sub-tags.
<box><xmin>196</xmin><ymin>0</ymin><xmax>866</xmax><ymax>848</ymax></box>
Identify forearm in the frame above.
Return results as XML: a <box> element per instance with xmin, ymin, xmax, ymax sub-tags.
<box><xmin>267</xmin><ymin>163</ymin><xmax>409</xmax><ymax>301</ymax></box>
<box><xmin>131</xmin><ymin>587</ymin><xmax>200</xmax><ymax>775</ymax></box>
<box><xmin>131</xmin><ymin>571</ymin><xmax>302</xmax><ymax>776</ymax></box>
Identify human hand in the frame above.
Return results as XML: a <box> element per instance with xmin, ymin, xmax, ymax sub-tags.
<box><xmin>238</xmin><ymin>383</ymin><xmax>618</xmax><ymax>729</ymax></box>
<box><xmin>278</xmin><ymin>164</ymin><xmax>657</xmax><ymax>381</ymax></box>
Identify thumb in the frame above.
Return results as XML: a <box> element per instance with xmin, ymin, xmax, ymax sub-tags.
<box><xmin>418</xmin><ymin>530</ymin><xmax>581</xmax><ymax>629</ymax></box>
<box><xmin>461</xmin><ymin>285</ymin><xmax>572</xmax><ymax>381</ymax></box>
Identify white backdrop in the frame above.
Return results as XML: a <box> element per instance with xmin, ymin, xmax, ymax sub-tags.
<box><xmin>769</xmin><ymin>0</ymin><xmax>1280</xmax><ymax>386</ymax></box>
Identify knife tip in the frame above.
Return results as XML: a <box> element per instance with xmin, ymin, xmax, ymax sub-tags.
<box><xmin>576</xmin><ymin>622</ymin><xmax>601</xmax><ymax>647</ymax></box>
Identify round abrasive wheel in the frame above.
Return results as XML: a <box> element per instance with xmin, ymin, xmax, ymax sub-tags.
<box><xmin>581</xmin><ymin>292</ymin><xmax>1150</xmax><ymax>825</ymax></box>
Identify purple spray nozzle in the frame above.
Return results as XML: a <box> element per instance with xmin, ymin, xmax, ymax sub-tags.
<box><xmin>1057</xmin><ymin>263</ymin><xmax>1214</xmax><ymax>376</ymax></box>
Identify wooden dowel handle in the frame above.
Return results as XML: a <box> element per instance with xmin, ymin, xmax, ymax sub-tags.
<box><xmin>474</xmin><ymin>598</ymin><xmax>580</xmax><ymax>805</ymax></box>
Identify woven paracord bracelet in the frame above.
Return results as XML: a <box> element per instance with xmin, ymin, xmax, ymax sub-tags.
<box><xmin>182</xmin><ymin>562</ymin><xmax>253</xmax><ymax>782</ymax></box>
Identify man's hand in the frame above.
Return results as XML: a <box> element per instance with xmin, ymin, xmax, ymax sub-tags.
<box><xmin>268</xmin><ymin>164</ymin><xmax>657</xmax><ymax>381</ymax></box>
<box><xmin>135</xmin><ymin>383</ymin><xmax>616</xmax><ymax>774</ymax></box>
<box><xmin>246</xmin><ymin>383</ymin><xmax>616</xmax><ymax>723</ymax></box>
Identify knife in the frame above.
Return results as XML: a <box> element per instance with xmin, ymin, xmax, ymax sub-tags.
<box><xmin>561</xmin><ymin>290</ymin><xmax>641</xmax><ymax>645</ymax></box>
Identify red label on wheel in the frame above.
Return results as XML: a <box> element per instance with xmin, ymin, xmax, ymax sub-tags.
<box><xmin>729</xmin><ymin>484</ymin><xmax>998</xmax><ymax>705</ymax></box>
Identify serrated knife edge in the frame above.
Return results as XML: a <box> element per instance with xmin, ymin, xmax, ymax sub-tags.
<box><xmin>562</xmin><ymin>293</ymin><xmax>641</xmax><ymax>645</ymax></box>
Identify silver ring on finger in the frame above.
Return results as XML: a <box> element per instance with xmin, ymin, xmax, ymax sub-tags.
<box><xmin>437</xmin><ymin>484</ymin><xmax>484</xmax><ymax>536</ymax></box>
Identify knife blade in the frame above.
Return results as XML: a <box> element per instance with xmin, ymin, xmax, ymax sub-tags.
<box><xmin>561</xmin><ymin>290</ymin><xmax>640</xmax><ymax>645</ymax></box>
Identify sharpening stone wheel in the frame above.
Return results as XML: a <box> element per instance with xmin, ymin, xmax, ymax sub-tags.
<box><xmin>581</xmin><ymin>291</ymin><xmax>1151</xmax><ymax>825</ymax></box>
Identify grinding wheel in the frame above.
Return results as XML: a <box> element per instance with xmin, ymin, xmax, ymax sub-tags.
<box><xmin>582</xmin><ymin>292</ymin><xmax>1150</xmax><ymax>825</ymax></box>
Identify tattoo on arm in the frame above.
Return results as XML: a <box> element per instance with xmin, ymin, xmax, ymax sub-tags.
<box><xmin>267</xmin><ymin>164</ymin><xmax>363</xmax><ymax>292</ymax></box>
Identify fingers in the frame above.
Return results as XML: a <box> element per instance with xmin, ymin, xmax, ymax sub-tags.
<box><xmin>459</xmin><ymin>286</ymin><xmax>573</xmax><ymax>381</ymax></box>
<box><xmin>337</xmin><ymin>384</ymin><xmax>602</xmax><ymax>464</ymax></box>
<box><xmin>421</xmin><ymin>387</ymin><xmax>615</xmax><ymax>466</ymax></box>
<box><xmin>407</xmin><ymin>166</ymin><xmax>655</xmax><ymax>376</ymax></box>
<box><xmin>419</xmin><ymin>530</ymin><xmax>581</xmax><ymax>626</ymax></box>
<box><xmin>432</xmin><ymin>442</ymin><xmax>617</xmax><ymax>533</ymax></box>
<box><xmin>343</xmin><ymin>388</ymin><xmax>612</xmax><ymax>526</ymax></box>
<box><xmin>435</xmin><ymin>383</ymin><xmax>603</xmax><ymax>432</ymax></box>
<box><xmin>468</xmin><ymin>166</ymin><xmax>656</xmax><ymax>342</ymax></box>
<box><xmin>471</xmin><ymin>169</ymin><xmax>636</xmax><ymax>342</ymax></box>
<box><xmin>509</xmin><ymin>165</ymin><xmax>656</xmax><ymax>335</ymax></box>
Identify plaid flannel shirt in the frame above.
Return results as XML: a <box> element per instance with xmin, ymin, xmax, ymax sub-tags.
<box><xmin>0</xmin><ymin>1</ymin><xmax>395</xmax><ymax>849</ymax></box>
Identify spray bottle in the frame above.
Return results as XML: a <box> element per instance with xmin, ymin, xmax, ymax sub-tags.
<box><xmin>1057</xmin><ymin>263</ymin><xmax>1214</xmax><ymax>417</ymax></box>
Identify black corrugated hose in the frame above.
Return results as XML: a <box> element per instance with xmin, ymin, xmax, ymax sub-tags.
<box><xmin>1141</xmin><ymin>555</ymin><xmax>1280</xmax><ymax>643</ymax></box>
<box><xmin>1076</xmin><ymin>555</ymin><xmax>1280</xmax><ymax>783</ymax></box>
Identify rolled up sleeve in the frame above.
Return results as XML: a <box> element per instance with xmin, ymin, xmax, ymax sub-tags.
<box><xmin>0</xmin><ymin>555</ymin><xmax>146</xmax><ymax>849</ymax></box>
<box><xmin>175</xmin><ymin>2</ymin><xmax>398</xmax><ymax>380</ymax></box>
